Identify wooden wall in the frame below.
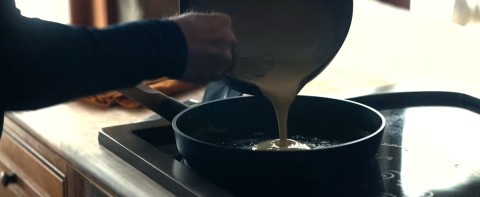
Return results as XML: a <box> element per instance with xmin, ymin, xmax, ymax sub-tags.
<box><xmin>379</xmin><ymin>0</ymin><xmax>410</xmax><ymax>9</ymax></box>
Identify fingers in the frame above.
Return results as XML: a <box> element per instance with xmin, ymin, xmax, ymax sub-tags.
<box><xmin>172</xmin><ymin>12</ymin><xmax>237</xmax><ymax>84</ymax></box>
<box><xmin>182</xmin><ymin>52</ymin><xmax>232</xmax><ymax>84</ymax></box>
<box><xmin>210</xmin><ymin>13</ymin><xmax>233</xmax><ymax>29</ymax></box>
<box><xmin>210</xmin><ymin>13</ymin><xmax>236</xmax><ymax>73</ymax></box>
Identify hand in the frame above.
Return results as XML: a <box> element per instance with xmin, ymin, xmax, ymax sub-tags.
<box><xmin>171</xmin><ymin>12</ymin><xmax>236</xmax><ymax>84</ymax></box>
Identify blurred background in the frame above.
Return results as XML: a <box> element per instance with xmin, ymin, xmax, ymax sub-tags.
<box><xmin>13</xmin><ymin>0</ymin><xmax>180</xmax><ymax>27</ymax></box>
<box><xmin>13</xmin><ymin>0</ymin><xmax>480</xmax><ymax>28</ymax></box>
<box><xmin>11</xmin><ymin>0</ymin><xmax>480</xmax><ymax>97</ymax></box>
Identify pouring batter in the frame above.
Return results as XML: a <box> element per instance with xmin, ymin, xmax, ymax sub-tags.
<box><xmin>252</xmin><ymin>60</ymin><xmax>319</xmax><ymax>150</ymax></box>
<box><xmin>221</xmin><ymin>1</ymin><xmax>348</xmax><ymax>150</ymax></box>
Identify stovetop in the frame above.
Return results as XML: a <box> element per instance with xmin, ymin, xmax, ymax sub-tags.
<box><xmin>99</xmin><ymin>91</ymin><xmax>480</xmax><ymax>197</ymax></box>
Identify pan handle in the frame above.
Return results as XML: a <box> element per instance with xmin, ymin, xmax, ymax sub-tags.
<box><xmin>118</xmin><ymin>83</ymin><xmax>188</xmax><ymax>122</ymax></box>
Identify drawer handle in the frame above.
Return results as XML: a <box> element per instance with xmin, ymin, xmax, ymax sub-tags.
<box><xmin>0</xmin><ymin>171</ymin><xmax>18</xmax><ymax>186</ymax></box>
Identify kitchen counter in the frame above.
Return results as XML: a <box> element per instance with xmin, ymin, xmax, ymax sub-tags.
<box><xmin>4</xmin><ymin>1</ymin><xmax>480</xmax><ymax>196</ymax></box>
<box><xmin>5</xmin><ymin>92</ymin><xmax>205</xmax><ymax>196</ymax></box>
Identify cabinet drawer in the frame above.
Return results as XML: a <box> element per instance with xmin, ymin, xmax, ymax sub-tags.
<box><xmin>0</xmin><ymin>134</ymin><xmax>64</xmax><ymax>196</ymax></box>
<box><xmin>0</xmin><ymin>160</ymin><xmax>37</xmax><ymax>197</ymax></box>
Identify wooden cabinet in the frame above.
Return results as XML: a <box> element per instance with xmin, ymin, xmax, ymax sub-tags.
<box><xmin>0</xmin><ymin>118</ymin><xmax>114</xmax><ymax>197</ymax></box>
<box><xmin>0</xmin><ymin>133</ymin><xmax>63</xmax><ymax>196</ymax></box>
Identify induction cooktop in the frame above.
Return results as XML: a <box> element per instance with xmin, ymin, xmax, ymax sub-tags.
<box><xmin>99</xmin><ymin>91</ymin><xmax>480</xmax><ymax>197</ymax></box>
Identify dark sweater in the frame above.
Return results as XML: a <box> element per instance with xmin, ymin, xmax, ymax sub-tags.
<box><xmin>0</xmin><ymin>1</ymin><xmax>188</xmax><ymax>136</ymax></box>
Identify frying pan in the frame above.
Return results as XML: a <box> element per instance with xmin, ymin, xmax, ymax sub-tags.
<box><xmin>119</xmin><ymin>84</ymin><xmax>385</xmax><ymax>186</ymax></box>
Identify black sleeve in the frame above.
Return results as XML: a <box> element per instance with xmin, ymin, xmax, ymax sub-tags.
<box><xmin>0</xmin><ymin>5</ymin><xmax>188</xmax><ymax>110</ymax></box>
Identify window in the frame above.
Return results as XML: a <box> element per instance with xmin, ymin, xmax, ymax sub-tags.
<box><xmin>14</xmin><ymin>0</ymin><xmax>71</xmax><ymax>24</ymax></box>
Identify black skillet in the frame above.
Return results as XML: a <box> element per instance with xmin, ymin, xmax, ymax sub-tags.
<box><xmin>119</xmin><ymin>84</ymin><xmax>385</xmax><ymax>186</ymax></box>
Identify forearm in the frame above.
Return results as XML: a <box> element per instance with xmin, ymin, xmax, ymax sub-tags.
<box><xmin>1</xmin><ymin>16</ymin><xmax>187</xmax><ymax>110</ymax></box>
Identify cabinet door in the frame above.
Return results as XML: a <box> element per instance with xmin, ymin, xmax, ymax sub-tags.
<box><xmin>0</xmin><ymin>133</ymin><xmax>64</xmax><ymax>197</ymax></box>
<box><xmin>66</xmin><ymin>166</ymin><xmax>114</xmax><ymax>197</ymax></box>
